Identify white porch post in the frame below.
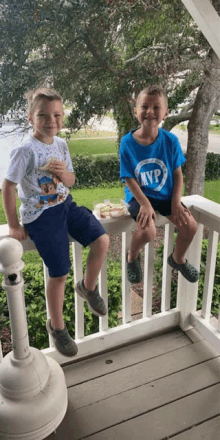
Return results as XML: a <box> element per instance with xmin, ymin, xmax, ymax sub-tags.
<box><xmin>181</xmin><ymin>0</ymin><xmax>220</xmax><ymax>59</ymax></box>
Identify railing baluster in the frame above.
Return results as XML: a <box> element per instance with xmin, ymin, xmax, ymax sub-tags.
<box><xmin>201</xmin><ymin>229</ymin><xmax>219</xmax><ymax>322</ymax></box>
<box><xmin>143</xmin><ymin>241</ymin><xmax>154</xmax><ymax>317</ymax></box>
<box><xmin>122</xmin><ymin>229</ymin><xmax>132</xmax><ymax>324</ymax></box>
<box><xmin>98</xmin><ymin>256</ymin><xmax>108</xmax><ymax>331</ymax></box>
<box><xmin>43</xmin><ymin>263</ymin><xmax>53</xmax><ymax>348</ymax></box>
<box><xmin>72</xmin><ymin>242</ymin><xmax>84</xmax><ymax>339</ymax></box>
<box><xmin>161</xmin><ymin>222</ymin><xmax>175</xmax><ymax>312</ymax></box>
<box><xmin>0</xmin><ymin>340</ymin><xmax>3</xmax><ymax>362</ymax></box>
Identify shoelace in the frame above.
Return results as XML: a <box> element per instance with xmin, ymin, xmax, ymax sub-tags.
<box><xmin>56</xmin><ymin>330</ymin><xmax>72</xmax><ymax>346</ymax></box>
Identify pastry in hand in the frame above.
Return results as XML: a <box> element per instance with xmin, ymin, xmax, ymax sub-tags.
<box><xmin>39</xmin><ymin>157</ymin><xmax>56</xmax><ymax>171</ymax></box>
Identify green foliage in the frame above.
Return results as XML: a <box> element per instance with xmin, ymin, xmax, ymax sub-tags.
<box><xmin>153</xmin><ymin>236</ymin><xmax>220</xmax><ymax>316</ymax></box>
<box><xmin>71</xmin><ymin>154</ymin><xmax>120</xmax><ymax>188</ymax></box>
<box><xmin>0</xmin><ymin>248</ymin><xmax>122</xmax><ymax>351</ymax></box>
<box><xmin>0</xmin><ymin>0</ymin><xmax>207</xmax><ymax>140</ymax></box>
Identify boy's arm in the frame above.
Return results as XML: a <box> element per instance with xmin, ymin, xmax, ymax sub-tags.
<box><xmin>2</xmin><ymin>179</ymin><xmax>28</xmax><ymax>241</ymax></box>
<box><xmin>125</xmin><ymin>177</ymin><xmax>156</xmax><ymax>227</ymax></box>
<box><xmin>172</xmin><ymin>167</ymin><xmax>191</xmax><ymax>226</ymax></box>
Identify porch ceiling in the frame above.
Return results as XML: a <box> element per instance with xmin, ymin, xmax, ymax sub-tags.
<box><xmin>181</xmin><ymin>0</ymin><xmax>220</xmax><ymax>59</ymax></box>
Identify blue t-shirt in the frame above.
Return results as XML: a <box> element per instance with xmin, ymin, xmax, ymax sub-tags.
<box><xmin>119</xmin><ymin>128</ymin><xmax>186</xmax><ymax>204</ymax></box>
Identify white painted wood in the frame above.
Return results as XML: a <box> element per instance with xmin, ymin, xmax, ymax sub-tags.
<box><xmin>218</xmin><ymin>313</ymin><xmax>220</xmax><ymax>332</ymax></box>
<box><xmin>143</xmin><ymin>240</ymin><xmax>154</xmax><ymax>317</ymax></box>
<box><xmin>72</xmin><ymin>242</ymin><xmax>84</xmax><ymax>339</ymax></box>
<box><xmin>181</xmin><ymin>0</ymin><xmax>220</xmax><ymax>59</ymax></box>
<box><xmin>202</xmin><ymin>229</ymin><xmax>219</xmax><ymax>321</ymax></box>
<box><xmin>43</xmin><ymin>263</ymin><xmax>53</xmax><ymax>348</ymax></box>
<box><xmin>177</xmin><ymin>222</ymin><xmax>203</xmax><ymax>330</ymax></box>
<box><xmin>191</xmin><ymin>310</ymin><xmax>220</xmax><ymax>353</ymax></box>
<box><xmin>122</xmin><ymin>228</ymin><xmax>133</xmax><ymax>324</ymax></box>
<box><xmin>161</xmin><ymin>222</ymin><xmax>175</xmax><ymax>312</ymax></box>
<box><xmin>98</xmin><ymin>256</ymin><xmax>108</xmax><ymax>331</ymax></box>
<box><xmin>57</xmin><ymin>357</ymin><xmax>220</xmax><ymax>439</ymax></box>
<box><xmin>42</xmin><ymin>309</ymin><xmax>180</xmax><ymax>365</ymax></box>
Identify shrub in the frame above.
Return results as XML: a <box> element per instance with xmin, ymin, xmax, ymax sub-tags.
<box><xmin>71</xmin><ymin>154</ymin><xmax>120</xmax><ymax>188</ymax></box>
<box><xmin>71</xmin><ymin>152</ymin><xmax>220</xmax><ymax>190</ymax></box>
<box><xmin>0</xmin><ymin>249</ymin><xmax>122</xmax><ymax>352</ymax></box>
<box><xmin>154</xmin><ymin>236</ymin><xmax>220</xmax><ymax>315</ymax></box>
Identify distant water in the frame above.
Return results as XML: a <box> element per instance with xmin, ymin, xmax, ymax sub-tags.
<box><xmin>0</xmin><ymin>124</ymin><xmax>28</xmax><ymax>189</ymax></box>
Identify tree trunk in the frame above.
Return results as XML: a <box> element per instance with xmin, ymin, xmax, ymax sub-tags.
<box><xmin>186</xmin><ymin>49</ymin><xmax>220</xmax><ymax>195</ymax></box>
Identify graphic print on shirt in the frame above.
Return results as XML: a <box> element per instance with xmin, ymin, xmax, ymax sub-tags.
<box><xmin>35</xmin><ymin>175</ymin><xmax>66</xmax><ymax>208</ymax></box>
<box><xmin>134</xmin><ymin>158</ymin><xmax>168</xmax><ymax>192</ymax></box>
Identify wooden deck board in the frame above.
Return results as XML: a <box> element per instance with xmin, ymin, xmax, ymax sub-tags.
<box><xmin>56</xmin><ymin>329</ymin><xmax>220</xmax><ymax>440</ymax></box>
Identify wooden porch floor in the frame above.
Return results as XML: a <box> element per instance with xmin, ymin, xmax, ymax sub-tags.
<box><xmin>55</xmin><ymin>327</ymin><xmax>220</xmax><ymax>440</ymax></box>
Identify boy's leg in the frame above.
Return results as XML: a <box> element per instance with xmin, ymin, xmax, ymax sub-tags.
<box><xmin>84</xmin><ymin>234</ymin><xmax>110</xmax><ymax>291</ymax></box>
<box><xmin>76</xmin><ymin>234</ymin><xmax>110</xmax><ymax>317</ymax></box>
<box><xmin>167</xmin><ymin>210</ymin><xmax>199</xmax><ymax>283</ymax></box>
<box><xmin>67</xmin><ymin>201</ymin><xmax>109</xmax><ymax>316</ymax></box>
<box><xmin>46</xmin><ymin>275</ymin><xmax>67</xmax><ymax>330</ymax></box>
<box><xmin>128</xmin><ymin>222</ymin><xmax>157</xmax><ymax>263</ymax></box>
<box><xmin>166</xmin><ymin>211</ymin><xmax>197</xmax><ymax>264</ymax></box>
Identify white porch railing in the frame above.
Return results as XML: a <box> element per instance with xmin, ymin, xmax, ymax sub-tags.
<box><xmin>0</xmin><ymin>194</ymin><xmax>220</xmax><ymax>365</ymax></box>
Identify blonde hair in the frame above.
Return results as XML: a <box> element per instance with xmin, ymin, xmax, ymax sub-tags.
<box><xmin>24</xmin><ymin>87</ymin><xmax>63</xmax><ymax>115</ymax></box>
<box><xmin>136</xmin><ymin>85</ymin><xmax>168</xmax><ymax>107</ymax></box>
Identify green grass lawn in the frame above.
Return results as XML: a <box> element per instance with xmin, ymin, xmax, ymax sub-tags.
<box><xmin>68</xmin><ymin>138</ymin><xmax>118</xmax><ymax>156</ymax></box>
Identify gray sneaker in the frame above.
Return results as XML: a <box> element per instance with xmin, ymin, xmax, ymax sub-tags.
<box><xmin>76</xmin><ymin>280</ymin><xmax>107</xmax><ymax>317</ymax></box>
<box><xmin>46</xmin><ymin>319</ymin><xmax>78</xmax><ymax>357</ymax></box>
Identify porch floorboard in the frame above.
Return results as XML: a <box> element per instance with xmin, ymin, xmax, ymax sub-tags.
<box><xmin>55</xmin><ymin>328</ymin><xmax>220</xmax><ymax>440</ymax></box>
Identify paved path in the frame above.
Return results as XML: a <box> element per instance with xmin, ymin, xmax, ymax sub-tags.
<box><xmin>171</xmin><ymin>128</ymin><xmax>220</xmax><ymax>154</ymax></box>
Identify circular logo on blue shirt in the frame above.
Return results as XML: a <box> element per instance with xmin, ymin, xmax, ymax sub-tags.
<box><xmin>135</xmin><ymin>158</ymin><xmax>168</xmax><ymax>192</ymax></box>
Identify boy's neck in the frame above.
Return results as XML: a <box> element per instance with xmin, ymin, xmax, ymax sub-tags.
<box><xmin>32</xmin><ymin>132</ymin><xmax>54</xmax><ymax>145</ymax></box>
<box><xmin>133</xmin><ymin>126</ymin><xmax>159</xmax><ymax>146</ymax></box>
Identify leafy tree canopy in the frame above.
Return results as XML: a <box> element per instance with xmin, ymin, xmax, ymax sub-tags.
<box><xmin>0</xmin><ymin>0</ymin><xmax>209</xmax><ymax>138</ymax></box>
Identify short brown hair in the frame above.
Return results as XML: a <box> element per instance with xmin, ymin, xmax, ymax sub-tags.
<box><xmin>136</xmin><ymin>85</ymin><xmax>168</xmax><ymax>107</ymax></box>
<box><xmin>24</xmin><ymin>87</ymin><xmax>63</xmax><ymax>115</ymax></box>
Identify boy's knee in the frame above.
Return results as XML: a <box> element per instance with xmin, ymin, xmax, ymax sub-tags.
<box><xmin>140</xmin><ymin>224</ymin><xmax>157</xmax><ymax>243</ymax></box>
<box><xmin>181</xmin><ymin>215</ymin><xmax>197</xmax><ymax>238</ymax></box>
<box><xmin>92</xmin><ymin>233</ymin><xmax>110</xmax><ymax>252</ymax></box>
<box><xmin>187</xmin><ymin>215</ymin><xmax>197</xmax><ymax>236</ymax></box>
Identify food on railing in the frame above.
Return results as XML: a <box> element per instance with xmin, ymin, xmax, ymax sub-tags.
<box><xmin>93</xmin><ymin>201</ymin><xmax>129</xmax><ymax>219</ymax></box>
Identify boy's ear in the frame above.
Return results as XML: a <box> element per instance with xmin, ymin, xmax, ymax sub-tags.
<box><xmin>133</xmin><ymin>107</ymin><xmax>138</xmax><ymax>119</ymax></box>
<box><xmin>28</xmin><ymin>114</ymin><xmax>33</xmax><ymax>125</ymax></box>
<box><xmin>163</xmin><ymin>108</ymin><xmax>169</xmax><ymax>120</ymax></box>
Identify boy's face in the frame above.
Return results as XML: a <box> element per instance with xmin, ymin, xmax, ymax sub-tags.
<box><xmin>29</xmin><ymin>99</ymin><xmax>63</xmax><ymax>144</ymax></box>
<box><xmin>134</xmin><ymin>93</ymin><xmax>169</xmax><ymax>131</ymax></box>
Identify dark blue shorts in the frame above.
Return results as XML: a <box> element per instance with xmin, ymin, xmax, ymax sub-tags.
<box><xmin>24</xmin><ymin>195</ymin><xmax>106</xmax><ymax>278</ymax></box>
<box><xmin>128</xmin><ymin>197</ymin><xmax>187</xmax><ymax>220</ymax></box>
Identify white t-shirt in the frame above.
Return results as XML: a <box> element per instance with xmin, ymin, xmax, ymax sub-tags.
<box><xmin>5</xmin><ymin>134</ymin><xmax>73</xmax><ymax>224</ymax></box>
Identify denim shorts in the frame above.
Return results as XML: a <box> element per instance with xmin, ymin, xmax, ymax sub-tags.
<box><xmin>24</xmin><ymin>195</ymin><xmax>106</xmax><ymax>278</ymax></box>
<box><xmin>128</xmin><ymin>197</ymin><xmax>173</xmax><ymax>220</ymax></box>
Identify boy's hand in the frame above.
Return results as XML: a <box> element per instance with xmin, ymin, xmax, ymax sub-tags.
<box><xmin>48</xmin><ymin>160</ymin><xmax>66</xmax><ymax>179</ymax></box>
<box><xmin>9</xmin><ymin>225</ymin><xmax>28</xmax><ymax>241</ymax></box>
<box><xmin>172</xmin><ymin>203</ymin><xmax>191</xmax><ymax>227</ymax></box>
<box><xmin>137</xmin><ymin>204</ymin><xmax>156</xmax><ymax>228</ymax></box>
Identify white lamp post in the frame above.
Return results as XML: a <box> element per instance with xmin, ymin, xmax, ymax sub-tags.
<box><xmin>0</xmin><ymin>238</ymin><xmax>68</xmax><ymax>439</ymax></box>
